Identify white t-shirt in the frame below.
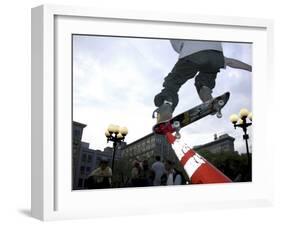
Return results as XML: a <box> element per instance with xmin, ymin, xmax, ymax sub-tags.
<box><xmin>151</xmin><ymin>161</ymin><xmax>166</xmax><ymax>186</ymax></box>
<box><xmin>170</xmin><ymin>40</ymin><xmax>223</xmax><ymax>59</ymax></box>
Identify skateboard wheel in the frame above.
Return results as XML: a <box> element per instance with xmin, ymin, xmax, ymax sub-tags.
<box><xmin>216</xmin><ymin>112</ymin><xmax>222</xmax><ymax>118</ymax></box>
<box><xmin>218</xmin><ymin>100</ymin><xmax>224</xmax><ymax>106</ymax></box>
<box><xmin>173</xmin><ymin>121</ymin><xmax>180</xmax><ymax>129</ymax></box>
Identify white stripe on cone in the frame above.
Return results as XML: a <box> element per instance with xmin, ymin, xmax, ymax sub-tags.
<box><xmin>184</xmin><ymin>152</ymin><xmax>205</xmax><ymax>178</ymax></box>
<box><xmin>171</xmin><ymin>139</ymin><xmax>205</xmax><ymax>178</ymax></box>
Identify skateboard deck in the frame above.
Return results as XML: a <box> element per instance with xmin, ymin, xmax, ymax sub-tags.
<box><xmin>153</xmin><ymin>92</ymin><xmax>230</xmax><ymax>136</ymax></box>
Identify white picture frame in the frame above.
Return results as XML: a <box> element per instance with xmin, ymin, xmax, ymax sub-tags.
<box><xmin>31</xmin><ymin>4</ymin><xmax>274</xmax><ymax>221</ymax></box>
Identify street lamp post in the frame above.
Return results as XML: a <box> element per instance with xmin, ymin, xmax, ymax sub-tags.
<box><xmin>105</xmin><ymin>124</ymin><xmax>128</xmax><ymax>173</ymax></box>
<box><xmin>230</xmin><ymin>109</ymin><xmax>252</xmax><ymax>174</ymax></box>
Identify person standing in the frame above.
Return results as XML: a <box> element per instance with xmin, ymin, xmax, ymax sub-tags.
<box><xmin>162</xmin><ymin>160</ymin><xmax>183</xmax><ymax>185</ymax></box>
<box><xmin>130</xmin><ymin>160</ymin><xmax>143</xmax><ymax>187</ymax></box>
<box><xmin>151</xmin><ymin>156</ymin><xmax>166</xmax><ymax>186</ymax></box>
<box><xmin>86</xmin><ymin>157</ymin><xmax>112</xmax><ymax>189</ymax></box>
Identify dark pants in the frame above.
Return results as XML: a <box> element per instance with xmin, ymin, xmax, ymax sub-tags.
<box><xmin>154</xmin><ymin>50</ymin><xmax>225</xmax><ymax>111</ymax></box>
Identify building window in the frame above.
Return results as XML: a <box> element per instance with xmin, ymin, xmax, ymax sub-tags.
<box><xmin>87</xmin><ymin>155</ymin><xmax>92</xmax><ymax>163</ymax></box>
<box><xmin>73</xmin><ymin>139</ymin><xmax>79</xmax><ymax>145</ymax></box>
<box><xmin>86</xmin><ymin>167</ymin><xmax>91</xmax><ymax>173</ymax></box>
<box><xmin>80</xmin><ymin>166</ymin><xmax>85</xmax><ymax>175</ymax></box>
<box><xmin>135</xmin><ymin>148</ymin><xmax>139</xmax><ymax>155</ymax></box>
<box><xmin>82</xmin><ymin>154</ymin><xmax>87</xmax><ymax>162</ymax></box>
<box><xmin>221</xmin><ymin>144</ymin><xmax>229</xmax><ymax>152</ymax></box>
<box><xmin>78</xmin><ymin>178</ymin><xmax>83</xmax><ymax>187</ymax></box>
<box><xmin>74</xmin><ymin>129</ymin><xmax>81</xmax><ymax>138</ymax></box>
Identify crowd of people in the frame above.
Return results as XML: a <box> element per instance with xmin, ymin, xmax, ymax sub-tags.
<box><xmin>85</xmin><ymin>156</ymin><xmax>187</xmax><ymax>189</ymax></box>
<box><xmin>130</xmin><ymin>156</ymin><xmax>187</xmax><ymax>187</ymax></box>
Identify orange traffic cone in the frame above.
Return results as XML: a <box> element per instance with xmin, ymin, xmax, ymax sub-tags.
<box><xmin>166</xmin><ymin>132</ymin><xmax>232</xmax><ymax>184</ymax></box>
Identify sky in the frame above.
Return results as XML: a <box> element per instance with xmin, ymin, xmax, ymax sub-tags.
<box><xmin>73</xmin><ymin>35</ymin><xmax>252</xmax><ymax>154</ymax></box>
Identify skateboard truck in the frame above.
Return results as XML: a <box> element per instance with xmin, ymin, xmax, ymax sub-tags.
<box><xmin>215</xmin><ymin>99</ymin><xmax>225</xmax><ymax>118</ymax></box>
<box><xmin>172</xmin><ymin>121</ymin><xmax>181</xmax><ymax>139</ymax></box>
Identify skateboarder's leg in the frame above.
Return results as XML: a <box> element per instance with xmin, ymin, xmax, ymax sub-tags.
<box><xmin>194</xmin><ymin>72</ymin><xmax>217</xmax><ymax>102</ymax></box>
<box><xmin>154</xmin><ymin>58</ymin><xmax>198</xmax><ymax>111</ymax></box>
<box><xmin>190</xmin><ymin>50</ymin><xmax>224</xmax><ymax>102</ymax></box>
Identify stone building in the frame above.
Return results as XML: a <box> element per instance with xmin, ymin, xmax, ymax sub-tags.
<box><xmin>121</xmin><ymin>133</ymin><xmax>178</xmax><ymax>164</ymax></box>
<box><xmin>72</xmin><ymin>121</ymin><xmax>87</xmax><ymax>189</ymax></box>
<box><xmin>74</xmin><ymin>142</ymin><xmax>96</xmax><ymax>189</ymax></box>
<box><xmin>193</xmin><ymin>133</ymin><xmax>235</xmax><ymax>154</ymax></box>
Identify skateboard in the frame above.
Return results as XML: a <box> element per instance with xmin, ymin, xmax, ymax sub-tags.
<box><xmin>153</xmin><ymin>92</ymin><xmax>230</xmax><ymax>138</ymax></box>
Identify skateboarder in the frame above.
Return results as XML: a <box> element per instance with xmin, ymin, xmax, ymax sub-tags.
<box><xmin>153</xmin><ymin>40</ymin><xmax>252</xmax><ymax>123</ymax></box>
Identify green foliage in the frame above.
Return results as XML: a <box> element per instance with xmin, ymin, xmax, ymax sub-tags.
<box><xmin>196</xmin><ymin>150</ymin><xmax>252</xmax><ymax>182</ymax></box>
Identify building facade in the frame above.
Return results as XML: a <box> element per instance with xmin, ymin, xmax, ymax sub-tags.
<box><xmin>74</xmin><ymin>142</ymin><xmax>96</xmax><ymax>189</ymax></box>
<box><xmin>193</xmin><ymin>134</ymin><xmax>235</xmax><ymax>154</ymax></box>
<box><xmin>72</xmin><ymin>121</ymin><xmax>87</xmax><ymax>189</ymax></box>
<box><xmin>121</xmin><ymin>133</ymin><xmax>178</xmax><ymax>164</ymax></box>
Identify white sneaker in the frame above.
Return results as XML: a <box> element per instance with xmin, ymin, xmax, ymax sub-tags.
<box><xmin>198</xmin><ymin>86</ymin><xmax>213</xmax><ymax>102</ymax></box>
<box><xmin>152</xmin><ymin>100</ymin><xmax>173</xmax><ymax>123</ymax></box>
